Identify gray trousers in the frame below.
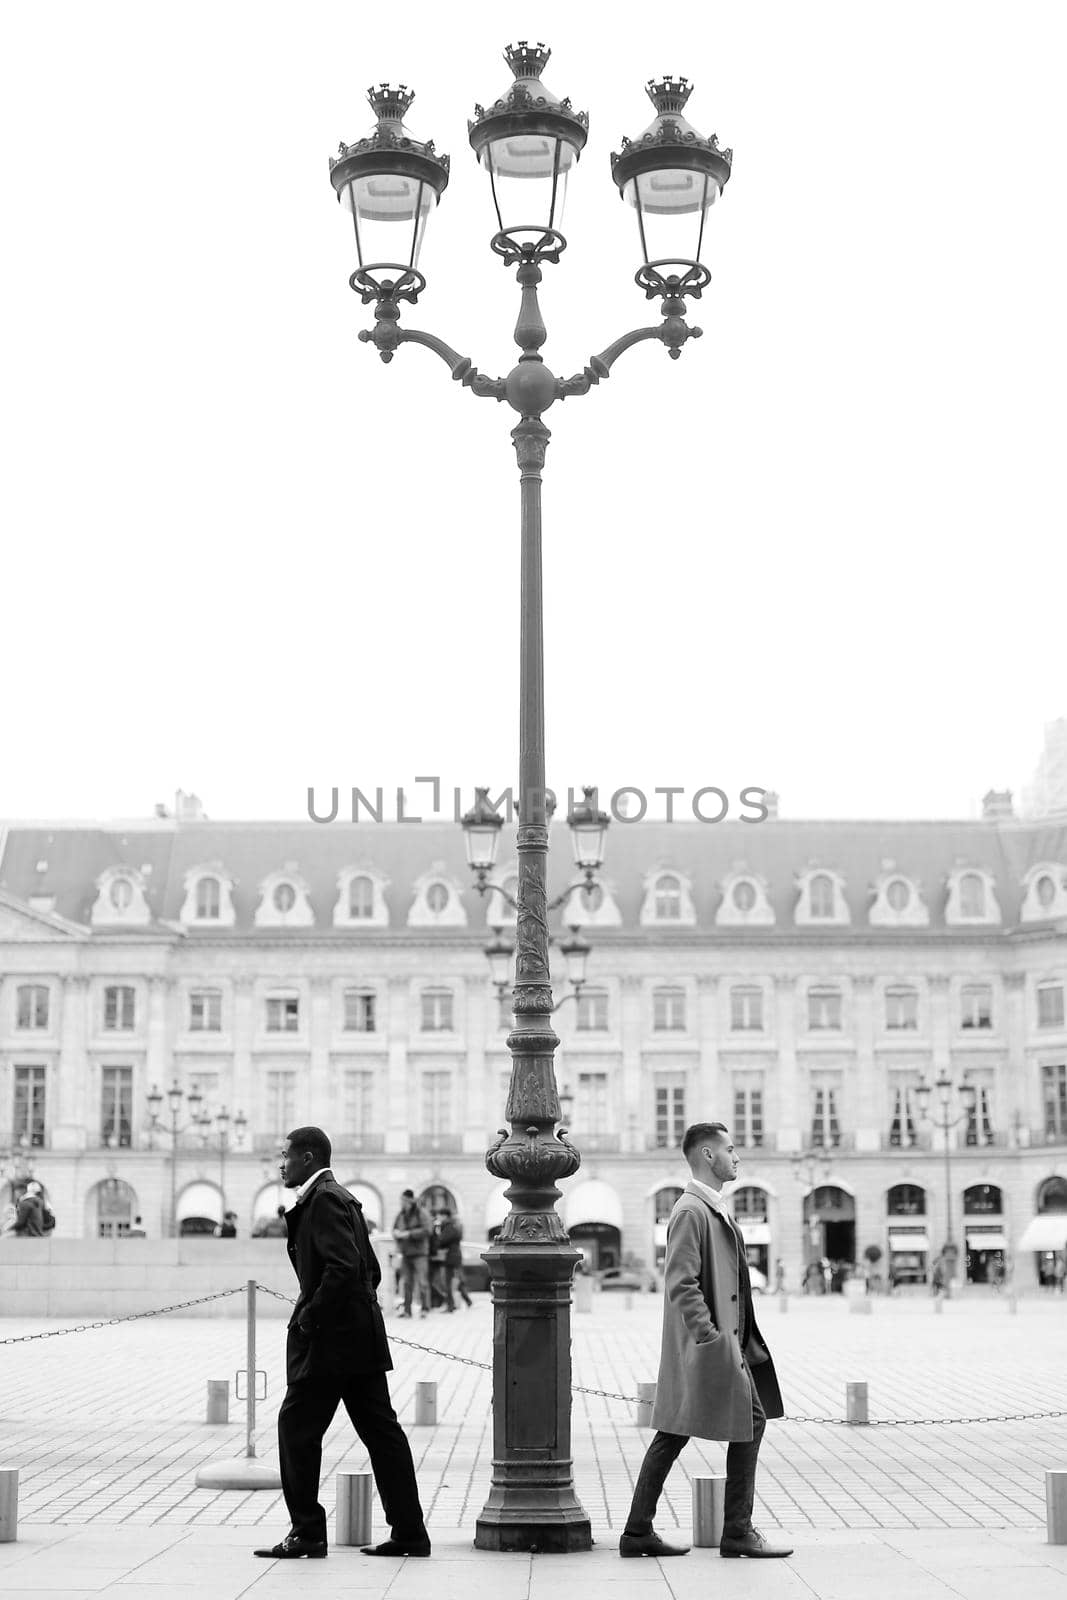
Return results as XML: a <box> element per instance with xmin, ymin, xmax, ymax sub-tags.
<box><xmin>624</xmin><ymin>1364</ymin><xmax>766</xmax><ymax>1541</ymax></box>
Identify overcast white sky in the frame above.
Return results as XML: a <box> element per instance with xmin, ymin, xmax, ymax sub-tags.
<box><xmin>1</xmin><ymin>1</ymin><xmax>1063</xmax><ymax>825</ymax></box>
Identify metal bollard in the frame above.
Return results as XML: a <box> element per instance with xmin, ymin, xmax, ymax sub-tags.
<box><xmin>1008</xmin><ymin>1293</ymin><xmax>1018</xmax><ymax>1315</ymax></box>
<box><xmin>0</xmin><ymin>1467</ymin><xmax>17</xmax><ymax>1543</ymax></box>
<box><xmin>1047</xmin><ymin>1470</ymin><xmax>1067</xmax><ymax>1544</ymax></box>
<box><xmin>778</xmin><ymin>1292</ymin><xmax>789</xmax><ymax>1313</ymax></box>
<box><xmin>933</xmin><ymin>1296</ymin><xmax>944</xmax><ymax>1314</ymax></box>
<box><xmin>849</xmin><ymin>1299</ymin><xmax>872</xmax><ymax>1315</ymax></box>
<box><xmin>206</xmin><ymin>1380</ymin><xmax>230</xmax><ymax>1424</ymax></box>
<box><xmin>692</xmin><ymin>1474</ymin><xmax>726</xmax><ymax>1547</ymax></box>
<box><xmin>635</xmin><ymin>1382</ymin><xmax>657</xmax><ymax>1428</ymax></box>
<box><xmin>335</xmin><ymin>1471</ymin><xmax>373</xmax><ymax>1546</ymax></box>
<box><xmin>846</xmin><ymin>1381</ymin><xmax>869</xmax><ymax>1425</ymax></box>
<box><xmin>622</xmin><ymin>1293</ymin><xmax>634</xmax><ymax>1313</ymax></box>
<box><xmin>414</xmin><ymin>1381</ymin><xmax>437</xmax><ymax>1425</ymax></box>
<box><xmin>574</xmin><ymin>1275</ymin><xmax>593</xmax><ymax>1313</ymax></box>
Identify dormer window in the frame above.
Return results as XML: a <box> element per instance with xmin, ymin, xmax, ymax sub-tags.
<box><xmin>733</xmin><ymin>881</ymin><xmax>756</xmax><ymax>912</ymax></box>
<box><xmin>196</xmin><ymin>877</ymin><xmax>221</xmax><ymax>919</ymax></box>
<box><xmin>110</xmin><ymin>878</ymin><xmax>133</xmax><ymax>911</ymax></box>
<box><xmin>90</xmin><ymin>867</ymin><xmax>152</xmax><ymax>927</ymax></box>
<box><xmin>254</xmin><ymin>868</ymin><xmax>314</xmax><ymax>928</ymax></box>
<box><xmin>887</xmin><ymin>879</ymin><xmax>910</xmax><ymax>912</ymax></box>
<box><xmin>333</xmin><ymin>868</ymin><xmax>389</xmax><ymax>929</ymax></box>
<box><xmin>716</xmin><ymin>871</ymin><xmax>774</xmax><ymax>927</ymax></box>
<box><xmin>427</xmin><ymin>882</ymin><xmax>450</xmax><ymax>914</ymax></box>
<box><xmin>1037</xmin><ymin>875</ymin><xmax>1057</xmax><ymax>909</ymax></box>
<box><xmin>810</xmin><ymin>875</ymin><xmax>834</xmax><ymax>918</ymax></box>
<box><xmin>959</xmin><ymin>873</ymin><xmax>986</xmax><ymax>918</ymax></box>
<box><xmin>1020</xmin><ymin>865</ymin><xmax>1067</xmax><ymax>924</ymax></box>
<box><xmin>273</xmin><ymin>882</ymin><xmax>297</xmax><ymax>913</ymax></box>
<box><xmin>349</xmin><ymin>875</ymin><xmax>374</xmax><ymax>918</ymax></box>
<box><xmin>408</xmin><ymin>866</ymin><xmax>467</xmax><ymax>927</ymax></box>
<box><xmin>869</xmin><ymin>869</ymin><xmax>928</xmax><ymax>928</ymax></box>
<box><xmin>640</xmin><ymin>870</ymin><xmax>696</xmax><ymax>926</ymax></box>
<box><xmin>655</xmin><ymin>875</ymin><xmax>681</xmax><ymax>919</ymax></box>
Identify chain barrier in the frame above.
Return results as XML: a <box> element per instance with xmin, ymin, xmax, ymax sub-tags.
<box><xmin>6</xmin><ymin>1281</ymin><xmax>1066</xmax><ymax>1427</ymax></box>
<box><xmin>0</xmin><ymin>1286</ymin><xmax>245</xmax><ymax>1344</ymax></box>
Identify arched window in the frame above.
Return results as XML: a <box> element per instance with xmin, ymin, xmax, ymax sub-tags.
<box><xmin>273</xmin><ymin>882</ymin><xmax>296</xmax><ymax>913</ymax></box>
<box><xmin>959</xmin><ymin>873</ymin><xmax>986</xmax><ymax>918</ymax></box>
<box><xmin>653</xmin><ymin>1185</ymin><xmax>683</xmax><ymax>1224</ymax></box>
<box><xmin>732</xmin><ymin>1185</ymin><xmax>768</xmax><ymax>1220</ymax></box>
<box><xmin>1037</xmin><ymin>1176</ymin><xmax>1067</xmax><ymax>1213</ymax></box>
<box><xmin>654</xmin><ymin>875</ymin><xmax>681</xmax><ymax>919</ymax></box>
<box><xmin>110</xmin><ymin>878</ymin><xmax>134</xmax><ymax>911</ymax></box>
<box><xmin>1036</xmin><ymin>874</ymin><xmax>1057</xmax><ymax>909</ymax></box>
<box><xmin>963</xmin><ymin>1183</ymin><xmax>1002</xmax><ymax>1215</ymax></box>
<box><xmin>348</xmin><ymin>875</ymin><xmax>374</xmax><ymax>919</ymax></box>
<box><xmin>419</xmin><ymin>1183</ymin><xmax>456</xmax><ymax>1216</ymax></box>
<box><xmin>886</xmin><ymin>878</ymin><xmax>911</xmax><ymax>912</ymax></box>
<box><xmin>196</xmin><ymin>876</ymin><xmax>221</xmax><ymax>919</ymax></box>
<box><xmin>732</xmin><ymin>880</ymin><xmax>757</xmax><ymax>912</ymax></box>
<box><xmin>809</xmin><ymin>874</ymin><xmax>835</xmax><ymax>918</ymax></box>
<box><xmin>886</xmin><ymin>1183</ymin><xmax>926</xmax><ymax>1216</ymax></box>
<box><xmin>426</xmin><ymin>882</ymin><xmax>450</xmax><ymax>914</ymax></box>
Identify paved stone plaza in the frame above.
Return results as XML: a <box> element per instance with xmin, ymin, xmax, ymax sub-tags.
<box><xmin>2</xmin><ymin>1293</ymin><xmax>1066</xmax><ymax>1597</ymax></box>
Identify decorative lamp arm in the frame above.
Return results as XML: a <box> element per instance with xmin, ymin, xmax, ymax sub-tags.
<box><xmin>558</xmin><ymin>282</ymin><xmax>704</xmax><ymax>398</ymax></box>
<box><xmin>356</xmin><ymin>290</ymin><xmax>505</xmax><ymax>398</ymax></box>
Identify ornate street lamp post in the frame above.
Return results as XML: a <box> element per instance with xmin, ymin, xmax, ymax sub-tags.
<box><xmin>792</xmin><ymin>1149</ymin><xmax>833</xmax><ymax>1274</ymax></box>
<box><xmin>330</xmin><ymin>43</ymin><xmax>731</xmax><ymax>1552</ymax></box>
<box><xmin>195</xmin><ymin>1104</ymin><xmax>249</xmax><ymax>1221</ymax></box>
<box><xmin>915</xmin><ymin>1070</ymin><xmax>977</xmax><ymax>1295</ymax></box>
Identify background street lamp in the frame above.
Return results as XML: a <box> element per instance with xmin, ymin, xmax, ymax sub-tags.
<box><xmin>194</xmin><ymin>1104</ymin><xmax>248</xmax><ymax>1222</ymax></box>
<box><xmin>915</xmin><ymin>1070</ymin><xmax>977</xmax><ymax>1290</ymax></box>
<box><xmin>792</xmin><ymin>1149</ymin><xmax>833</xmax><ymax>1270</ymax></box>
<box><xmin>147</xmin><ymin>1079</ymin><xmax>204</xmax><ymax>1237</ymax></box>
<box><xmin>332</xmin><ymin>43</ymin><xmax>730</xmax><ymax>1551</ymax></box>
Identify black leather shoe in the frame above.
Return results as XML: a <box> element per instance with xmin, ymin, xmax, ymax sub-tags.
<box><xmin>253</xmin><ymin>1533</ymin><xmax>327</xmax><ymax>1559</ymax></box>
<box><xmin>360</xmin><ymin>1537</ymin><xmax>431</xmax><ymax>1557</ymax></box>
<box><xmin>619</xmin><ymin>1531</ymin><xmax>690</xmax><ymax>1557</ymax></box>
<box><xmin>720</xmin><ymin>1527</ymin><xmax>793</xmax><ymax>1558</ymax></box>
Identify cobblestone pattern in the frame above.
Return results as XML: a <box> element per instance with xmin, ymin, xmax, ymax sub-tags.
<box><xmin>1</xmin><ymin>1294</ymin><xmax>1065</xmax><ymax>1531</ymax></box>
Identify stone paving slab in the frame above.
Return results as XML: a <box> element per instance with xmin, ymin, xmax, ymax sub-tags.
<box><xmin>2</xmin><ymin>1292</ymin><xmax>1066</xmax><ymax>1542</ymax></box>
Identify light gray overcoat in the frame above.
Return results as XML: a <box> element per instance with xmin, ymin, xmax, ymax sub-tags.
<box><xmin>650</xmin><ymin>1182</ymin><xmax>784</xmax><ymax>1442</ymax></box>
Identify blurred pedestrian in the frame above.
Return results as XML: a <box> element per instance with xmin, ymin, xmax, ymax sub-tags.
<box><xmin>216</xmin><ymin>1210</ymin><xmax>238</xmax><ymax>1238</ymax></box>
<box><xmin>773</xmin><ymin>1259</ymin><xmax>785</xmax><ymax>1295</ymax></box>
<box><xmin>12</xmin><ymin>1181</ymin><xmax>53</xmax><ymax>1236</ymax></box>
<box><xmin>392</xmin><ymin>1190</ymin><xmax>432</xmax><ymax>1318</ymax></box>
<box><xmin>431</xmin><ymin>1206</ymin><xmax>471</xmax><ymax>1312</ymax></box>
<box><xmin>127</xmin><ymin>1215</ymin><xmax>147</xmax><ymax>1238</ymax></box>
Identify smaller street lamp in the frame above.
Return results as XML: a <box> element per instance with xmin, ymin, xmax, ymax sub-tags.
<box><xmin>915</xmin><ymin>1070</ymin><xmax>977</xmax><ymax>1290</ymax></box>
<box><xmin>196</xmin><ymin>1104</ymin><xmax>248</xmax><ymax>1225</ymax></box>
<box><xmin>792</xmin><ymin>1149</ymin><xmax>833</xmax><ymax>1272</ymax></box>
<box><xmin>148</xmin><ymin>1078</ymin><xmax>219</xmax><ymax>1238</ymax></box>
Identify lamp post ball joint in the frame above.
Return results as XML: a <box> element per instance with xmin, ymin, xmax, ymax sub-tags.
<box><xmin>333</xmin><ymin>40</ymin><xmax>729</xmax><ymax>1555</ymax></box>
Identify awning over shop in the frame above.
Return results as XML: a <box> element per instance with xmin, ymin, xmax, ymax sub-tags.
<box><xmin>737</xmin><ymin>1222</ymin><xmax>771</xmax><ymax>1245</ymax></box>
<box><xmin>888</xmin><ymin>1232</ymin><xmax>930</xmax><ymax>1251</ymax></box>
<box><xmin>563</xmin><ymin>1178</ymin><xmax>623</xmax><ymax>1231</ymax></box>
<box><xmin>965</xmin><ymin>1232</ymin><xmax>1007</xmax><ymax>1251</ymax></box>
<box><xmin>176</xmin><ymin>1181</ymin><xmax>222</xmax><ymax>1224</ymax></box>
<box><xmin>1018</xmin><ymin>1215</ymin><xmax>1067</xmax><ymax>1252</ymax></box>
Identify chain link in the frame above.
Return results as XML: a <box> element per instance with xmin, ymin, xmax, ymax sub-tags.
<box><xmin>0</xmin><ymin>1286</ymin><xmax>245</xmax><ymax>1344</ymax></box>
<box><xmin>6</xmin><ymin>1281</ymin><xmax>1066</xmax><ymax>1427</ymax></box>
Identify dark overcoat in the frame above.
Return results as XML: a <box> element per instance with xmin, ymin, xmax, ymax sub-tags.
<box><xmin>650</xmin><ymin>1182</ymin><xmax>784</xmax><ymax>1441</ymax></box>
<box><xmin>284</xmin><ymin>1173</ymin><xmax>391</xmax><ymax>1383</ymax></box>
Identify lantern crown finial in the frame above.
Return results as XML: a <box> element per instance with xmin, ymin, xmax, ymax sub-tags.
<box><xmin>646</xmin><ymin>77</ymin><xmax>693</xmax><ymax>116</ymax></box>
<box><xmin>366</xmin><ymin>83</ymin><xmax>416</xmax><ymax>125</ymax></box>
<box><xmin>505</xmin><ymin>41</ymin><xmax>552</xmax><ymax>80</ymax></box>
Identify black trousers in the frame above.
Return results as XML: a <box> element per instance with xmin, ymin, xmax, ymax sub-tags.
<box><xmin>277</xmin><ymin>1368</ymin><xmax>426</xmax><ymax>1545</ymax></box>
<box><xmin>624</xmin><ymin>1364</ymin><xmax>766</xmax><ymax>1542</ymax></box>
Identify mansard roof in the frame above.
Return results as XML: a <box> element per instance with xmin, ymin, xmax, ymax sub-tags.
<box><xmin>0</xmin><ymin>815</ymin><xmax>1064</xmax><ymax>936</ymax></box>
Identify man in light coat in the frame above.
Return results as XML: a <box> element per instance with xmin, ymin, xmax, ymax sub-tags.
<box><xmin>620</xmin><ymin>1121</ymin><xmax>792</xmax><ymax>1561</ymax></box>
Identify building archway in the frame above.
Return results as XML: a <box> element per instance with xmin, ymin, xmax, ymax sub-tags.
<box><xmin>176</xmin><ymin>1180</ymin><xmax>223</xmax><ymax>1236</ymax></box>
<box><xmin>418</xmin><ymin>1183</ymin><xmax>457</xmax><ymax>1221</ymax></box>
<box><xmin>885</xmin><ymin>1184</ymin><xmax>929</xmax><ymax>1285</ymax></box>
<box><xmin>731</xmin><ymin>1184</ymin><xmax>771</xmax><ymax>1278</ymax></box>
<box><xmin>802</xmin><ymin>1185</ymin><xmax>855</xmax><ymax>1278</ymax></box>
<box><xmin>562</xmin><ymin>1178</ymin><xmax>623</xmax><ymax>1272</ymax></box>
<box><xmin>649</xmin><ymin>1183</ymin><xmax>684</xmax><ymax>1269</ymax></box>
<box><xmin>1018</xmin><ymin>1176</ymin><xmax>1067</xmax><ymax>1285</ymax></box>
<box><xmin>88</xmin><ymin>1178</ymin><xmax>137</xmax><ymax>1238</ymax></box>
<box><xmin>963</xmin><ymin>1184</ymin><xmax>1005</xmax><ymax>1284</ymax></box>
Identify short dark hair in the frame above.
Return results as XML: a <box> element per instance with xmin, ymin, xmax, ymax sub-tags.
<box><xmin>681</xmin><ymin>1122</ymin><xmax>729</xmax><ymax>1161</ymax></box>
<box><xmin>286</xmin><ymin>1125</ymin><xmax>332</xmax><ymax>1169</ymax></box>
<box><xmin>401</xmin><ymin>1188</ymin><xmax>415</xmax><ymax>1200</ymax></box>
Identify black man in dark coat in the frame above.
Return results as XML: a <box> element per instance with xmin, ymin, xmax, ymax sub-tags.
<box><xmin>254</xmin><ymin>1126</ymin><xmax>429</xmax><ymax>1560</ymax></box>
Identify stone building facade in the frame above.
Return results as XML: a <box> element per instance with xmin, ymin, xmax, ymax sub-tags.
<box><xmin>1</xmin><ymin>803</ymin><xmax>1066</xmax><ymax>1289</ymax></box>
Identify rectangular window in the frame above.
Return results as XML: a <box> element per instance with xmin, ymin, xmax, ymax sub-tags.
<box><xmin>103</xmin><ymin>985</ymin><xmax>136</xmax><ymax>1031</ymax></box>
<box><xmin>265</xmin><ymin>1071</ymin><xmax>297</xmax><ymax>1134</ymax></box>
<box><xmin>1037</xmin><ymin>984</ymin><xmax>1065</xmax><ymax>1030</ymax></box>
<box><xmin>811</xmin><ymin>1086</ymin><xmax>840</xmax><ymax>1148</ymax></box>
<box><xmin>497</xmin><ymin>993</ymin><xmax>513</xmax><ymax>1031</ymax></box>
<box><xmin>576</xmin><ymin>1072</ymin><xmax>609</xmax><ymax>1135</ymax></box>
<box><xmin>1043</xmin><ymin>1063</ymin><xmax>1067</xmax><ymax>1140</ymax></box>
<box><xmin>100</xmin><ymin>1065</ymin><xmax>133</xmax><ymax>1148</ymax></box>
<box><xmin>13</xmin><ymin>1065</ymin><xmax>47</xmax><ymax>1147</ymax></box>
<box><xmin>960</xmin><ymin>984</ymin><xmax>993</xmax><ymax>1030</ymax></box>
<box><xmin>654</xmin><ymin>1079</ymin><xmax>686</xmax><ymax>1149</ymax></box>
<box><xmin>733</xmin><ymin>1084</ymin><xmax>764</xmax><ymax>1148</ymax></box>
<box><xmin>420</xmin><ymin>989</ymin><xmax>453</xmax><ymax>1031</ymax></box>
<box><xmin>888</xmin><ymin>1084</ymin><xmax>917</xmax><ymax>1148</ymax></box>
<box><xmin>266</xmin><ymin>995</ymin><xmax>300</xmax><ymax>1032</ymax></box>
<box><xmin>652</xmin><ymin>987</ymin><xmax>687</xmax><ymax>1031</ymax></box>
<box><xmin>808</xmin><ymin>987</ymin><xmax>842</xmax><ymax>1031</ymax></box>
<box><xmin>422</xmin><ymin>1072</ymin><xmax>452</xmax><ymax>1136</ymax></box>
<box><xmin>343</xmin><ymin>1070</ymin><xmax>374</xmax><ymax>1135</ymax></box>
<box><xmin>343</xmin><ymin>989</ymin><xmax>377</xmax><ymax>1032</ymax></box>
<box><xmin>576</xmin><ymin>989</ymin><xmax>609</xmax><ymax>1032</ymax></box>
<box><xmin>730</xmin><ymin>986</ymin><xmax>764</xmax><ymax>1031</ymax></box>
<box><xmin>189</xmin><ymin>988</ymin><xmax>222</xmax><ymax>1032</ymax></box>
<box><xmin>885</xmin><ymin>987</ymin><xmax>918</xmax><ymax>1030</ymax></box>
<box><xmin>16</xmin><ymin>985</ymin><xmax>50</xmax><ymax>1030</ymax></box>
<box><xmin>965</xmin><ymin>1084</ymin><xmax>995</xmax><ymax>1147</ymax></box>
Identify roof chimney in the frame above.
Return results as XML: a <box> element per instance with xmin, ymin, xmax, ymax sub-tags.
<box><xmin>981</xmin><ymin>788</ymin><xmax>1014</xmax><ymax>820</ymax></box>
<box><xmin>174</xmin><ymin>790</ymin><xmax>206</xmax><ymax>821</ymax></box>
<box><xmin>762</xmin><ymin>790</ymin><xmax>780</xmax><ymax>820</ymax></box>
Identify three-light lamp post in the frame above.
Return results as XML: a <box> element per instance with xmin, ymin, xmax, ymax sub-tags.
<box><xmin>147</xmin><ymin>1081</ymin><xmax>248</xmax><ymax>1238</ymax></box>
<box><xmin>194</xmin><ymin>1103</ymin><xmax>248</xmax><ymax>1225</ymax></box>
<box><xmin>915</xmin><ymin>1070</ymin><xmax>977</xmax><ymax>1293</ymax></box>
<box><xmin>330</xmin><ymin>42</ymin><xmax>731</xmax><ymax>1551</ymax></box>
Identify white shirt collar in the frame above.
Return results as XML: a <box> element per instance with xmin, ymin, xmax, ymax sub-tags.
<box><xmin>689</xmin><ymin>1177</ymin><xmax>729</xmax><ymax>1211</ymax></box>
<box><xmin>294</xmin><ymin>1166</ymin><xmax>332</xmax><ymax>1203</ymax></box>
